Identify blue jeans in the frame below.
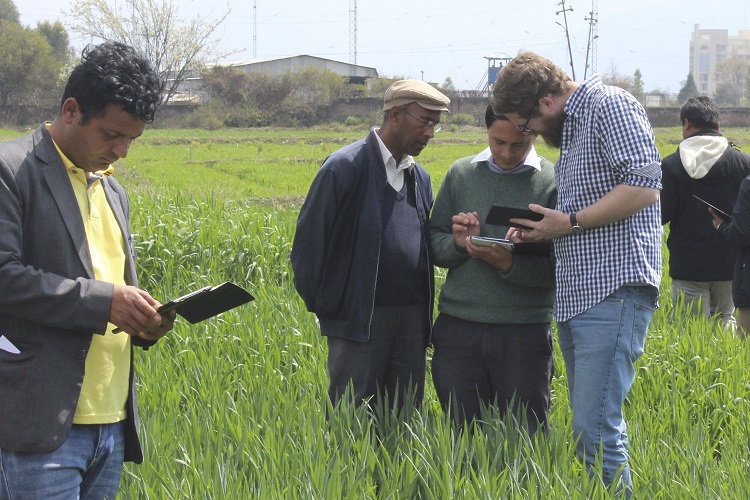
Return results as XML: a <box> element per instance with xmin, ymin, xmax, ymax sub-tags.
<box><xmin>0</xmin><ymin>422</ymin><xmax>125</xmax><ymax>500</ymax></box>
<box><xmin>557</xmin><ymin>285</ymin><xmax>657</xmax><ymax>494</ymax></box>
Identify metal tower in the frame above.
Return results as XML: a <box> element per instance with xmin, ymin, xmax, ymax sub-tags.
<box><xmin>584</xmin><ymin>0</ymin><xmax>599</xmax><ymax>78</ymax></box>
<box><xmin>349</xmin><ymin>0</ymin><xmax>357</xmax><ymax>64</ymax></box>
<box><xmin>478</xmin><ymin>52</ymin><xmax>512</xmax><ymax>97</ymax></box>
<box><xmin>253</xmin><ymin>0</ymin><xmax>257</xmax><ymax>58</ymax></box>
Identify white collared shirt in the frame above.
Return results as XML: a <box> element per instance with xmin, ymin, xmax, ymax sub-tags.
<box><xmin>374</xmin><ymin>127</ymin><xmax>415</xmax><ymax>190</ymax></box>
<box><xmin>470</xmin><ymin>145</ymin><xmax>542</xmax><ymax>174</ymax></box>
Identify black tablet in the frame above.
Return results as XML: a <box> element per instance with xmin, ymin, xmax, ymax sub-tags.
<box><xmin>485</xmin><ymin>204</ymin><xmax>543</xmax><ymax>229</ymax></box>
<box><xmin>692</xmin><ymin>195</ymin><xmax>732</xmax><ymax>220</ymax></box>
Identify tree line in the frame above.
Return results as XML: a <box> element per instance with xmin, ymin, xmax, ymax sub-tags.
<box><xmin>1</xmin><ymin>0</ymin><xmax>748</xmax><ymax>128</ymax></box>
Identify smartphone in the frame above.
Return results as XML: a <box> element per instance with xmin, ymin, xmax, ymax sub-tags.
<box><xmin>469</xmin><ymin>236</ymin><xmax>514</xmax><ymax>251</ymax></box>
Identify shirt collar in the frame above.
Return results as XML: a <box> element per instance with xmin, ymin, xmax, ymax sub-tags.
<box><xmin>470</xmin><ymin>145</ymin><xmax>542</xmax><ymax>173</ymax></box>
<box><xmin>373</xmin><ymin>126</ymin><xmax>415</xmax><ymax>172</ymax></box>
<box><xmin>565</xmin><ymin>74</ymin><xmax>602</xmax><ymax>118</ymax></box>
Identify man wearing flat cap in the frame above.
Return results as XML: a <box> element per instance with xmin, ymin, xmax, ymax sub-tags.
<box><xmin>292</xmin><ymin>79</ymin><xmax>450</xmax><ymax>415</ymax></box>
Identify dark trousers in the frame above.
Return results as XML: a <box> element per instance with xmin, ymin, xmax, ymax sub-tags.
<box><xmin>431</xmin><ymin>313</ymin><xmax>554</xmax><ymax>434</ymax></box>
<box><xmin>327</xmin><ymin>304</ymin><xmax>429</xmax><ymax>413</ymax></box>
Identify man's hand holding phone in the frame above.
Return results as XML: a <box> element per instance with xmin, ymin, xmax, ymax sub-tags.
<box><xmin>465</xmin><ymin>235</ymin><xmax>513</xmax><ymax>271</ymax></box>
<box><xmin>508</xmin><ymin>204</ymin><xmax>568</xmax><ymax>241</ymax></box>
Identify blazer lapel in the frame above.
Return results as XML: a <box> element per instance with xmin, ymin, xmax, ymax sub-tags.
<box><xmin>34</xmin><ymin>126</ymin><xmax>96</xmax><ymax>279</ymax></box>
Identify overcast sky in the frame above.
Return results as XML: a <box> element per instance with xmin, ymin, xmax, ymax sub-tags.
<box><xmin>17</xmin><ymin>0</ymin><xmax>750</xmax><ymax>94</ymax></box>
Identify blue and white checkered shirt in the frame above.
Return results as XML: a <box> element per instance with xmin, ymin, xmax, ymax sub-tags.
<box><xmin>554</xmin><ymin>75</ymin><xmax>662</xmax><ymax>322</ymax></box>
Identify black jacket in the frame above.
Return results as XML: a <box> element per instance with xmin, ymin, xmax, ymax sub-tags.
<box><xmin>291</xmin><ymin>129</ymin><xmax>434</xmax><ymax>341</ymax></box>
<box><xmin>718</xmin><ymin>175</ymin><xmax>750</xmax><ymax>306</ymax></box>
<box><xmin>661</xmin><ymin>131</ymin><xmax>750</xmax><ymax>281</ymax></box>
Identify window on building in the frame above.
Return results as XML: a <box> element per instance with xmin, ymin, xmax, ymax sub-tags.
<box><xmin>698</xmin><ymin>54</ymin><xmax>710</xmax><ymax>72</ymax></box>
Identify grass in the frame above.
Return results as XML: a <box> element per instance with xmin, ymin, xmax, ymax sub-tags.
<box><xmin>3</xmin><ymin>124</ymin><xmax>750</xmax><ymax>498</ymax></box>
<box><xmin>119</xmin><ymin>194</ymin><xmax>750</xmax><ymax>499</ymax></box>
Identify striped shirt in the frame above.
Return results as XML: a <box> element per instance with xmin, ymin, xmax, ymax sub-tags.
<box><xmin>554</xmin><ymin>75</ymin><xmax>662</xmax><ymax>321</ymax></box>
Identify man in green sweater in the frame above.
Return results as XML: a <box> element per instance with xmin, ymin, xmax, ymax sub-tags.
<box><xmin>429</xmin><ymin>105</ymin><xmax>557</xmax><ymax>433</ymax></box>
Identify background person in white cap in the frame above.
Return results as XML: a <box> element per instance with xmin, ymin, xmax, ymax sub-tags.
<box><xmin>291</xmin><ymin>79</ymin><xmax>450</xmax><ymax>416</ymax></box>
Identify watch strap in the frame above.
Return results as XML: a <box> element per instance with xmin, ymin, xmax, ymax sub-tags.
<box><xmin>570</xmin><ymin>212</ymin><xmax>584</xmax><ymax>234</ymax></box>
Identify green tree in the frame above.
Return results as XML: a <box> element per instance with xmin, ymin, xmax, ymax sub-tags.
<box><xmin>201</xmin><ymin>66</ymin><xmax>252</xmax><ymax>105</ymax></box>
<box><xmin>677</xmin><ymin>73</ymin><xmax>699</xmax><ymax>103</ymax></box>
<box><xmin>0</xmin><ymin>20</ymin><xmax>63</xmax><ymax>108</ymax></box>
<box><xmin>68</xmin><ymin>0</ymin><xmax>232</xmax><ymax>103</ymax></box>
<box><xmin>280</xmin><ymin>67</ymin><xmax>347</xmax><ymax>126</ymax></box>
<box><xmin>714</xmin><ymin>59</ymin><xmax>750</xmax><ymax>106</ymax></box>
<box><xmin>198</xmin><ymin>66</ymin><xmax>293</xmax><ymax>127</ymax></box>
<box><xmin>440</xmin><ymin>77</ymin><xmax>459</xmax><ymax>104</ymax></box>
<box><xmin>601</xmin><ymin>63</ymin><xmax>634</xmax><ymax>94</ymax></box>
<box><xmin>633</xmin><ymin>69</ymin><xmax>645</xmax><ymax>102</ymax></box>
<box><xmin>366</xmin><ymin>76</ymin><xmax>404</xmax><ymax>98</ymax></box>
<box><xmin>0</xmin><ymin>0</ymin><xmax>19</xmax><ymax>24</ymax></box>
<box><xmin>35</xmin><ymin>20</ymin><xmax>72</xmax><ymax>64</ymax></box>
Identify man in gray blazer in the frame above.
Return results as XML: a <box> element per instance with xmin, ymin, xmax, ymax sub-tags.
<box><xmin>0</xmin><ymin>42</ymin><xmax>174</xmax><ymax>499</ymax></box>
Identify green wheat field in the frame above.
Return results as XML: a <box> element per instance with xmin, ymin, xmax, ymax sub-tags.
<box><xmin>3</xmin><ymin>125</ymin><xmax>750</xmax><ymax>498</ymax></box>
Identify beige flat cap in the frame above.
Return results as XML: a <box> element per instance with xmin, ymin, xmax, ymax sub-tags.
<box><xmin>382</xmin><ymin>79</ymin><xmax>451</xmax><ymax>112</ymax></box>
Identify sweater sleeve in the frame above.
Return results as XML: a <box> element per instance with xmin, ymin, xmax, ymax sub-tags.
<box><xmin>498</xmin><ymin>252</ymin><xmax>555</xmax><ymax>288</ymax></box>
<box><xmin>291</xmin><ymin>166</ymin><xmax>341</xmax><ymax>312</ymax></box>
<box><xmin>429</xmin><ymin>161</ymin><xmax>472</xmax><ymax>269</ymax></box>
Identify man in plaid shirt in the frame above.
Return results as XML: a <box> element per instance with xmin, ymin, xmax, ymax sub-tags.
<box><xmin>492</xmin><ymin>51</ymin><xmax>662</xmax><ymax>497</ymax></box>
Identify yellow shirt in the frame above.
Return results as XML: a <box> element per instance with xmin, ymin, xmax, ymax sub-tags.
<box><xmin>52</xmin><ymin>138</ymin><xmax>130</xmax><ymax>424</ymax></box>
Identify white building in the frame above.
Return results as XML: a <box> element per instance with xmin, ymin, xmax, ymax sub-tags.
<box><xmin>172</xmin><ymin>55</ymin><xmax>378</xmax><ymax>103</ymax></box>
<box><xmin>689</xmin><ymin>25</ymin><xmax>750</xmax><ymax>96</ymax></box>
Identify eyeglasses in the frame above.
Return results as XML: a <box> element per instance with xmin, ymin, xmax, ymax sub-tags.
<box><xmin>515</xmin><ymin>105</ymin><xmax>537</xmax><ymax>134</ymax></box>
<box><xmin>400</xmin><ymin>107</ymin><xmax>442</xmax><ymax>133</ymax></box>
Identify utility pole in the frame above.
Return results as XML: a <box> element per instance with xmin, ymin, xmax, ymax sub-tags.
<box><xmin>556</xmin><ymin>0</ymin><xmax>576</xmax><ymax>80</ymax></box>
<box><xmin>349</xmin><ymin>0</ymin><xmax>357</xmax><ymax>64</ymax></box>
<box><xmin>253</xmin><ymin>0</ymin><xmax>257</xmax><ymax>58</ymax></box>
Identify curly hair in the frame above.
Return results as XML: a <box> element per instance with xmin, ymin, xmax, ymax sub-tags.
<box><xmin>680</xmin><ymin>96</ymin><xmax>719</xmax><ymax>131</ymax></box>
<box><xmin>61</xmin><ymin>41</ymin><xmax>162</xmax><ymax>124</ymax></box>
<box><xmin>491</xmin><ymin>51</ymin><xmax>571</xmax><ymax>119</ymax></box>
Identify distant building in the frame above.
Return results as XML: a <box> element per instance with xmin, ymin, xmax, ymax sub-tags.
<box><xmin>644</xmin><ymin>92</ymin><xmax>666</xmax><ymax>108</ymax></box>
<box><xmin>689</xmin><ymin>25</ymin><xmax>750</xmax><ymax>96</ymax></box>
<box><xmin>171</xmin><ymin>55</ymin><xmax>379</xmax><ymax>104</ymax></box>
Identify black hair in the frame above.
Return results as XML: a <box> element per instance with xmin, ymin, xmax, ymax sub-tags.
<box><xmin>680</xmin><ymin>96</ymin><xmax>719</xmax><ymax>131</ymax></box>
<box><xmin>61</xmin><ymin>41</ymin><xmax>162</xmax><ymax>124</ymax></box>
<box><xmin>484</xmin><ymin>104</ymin><xmax>510</xmax><ymax>129</ymax></box>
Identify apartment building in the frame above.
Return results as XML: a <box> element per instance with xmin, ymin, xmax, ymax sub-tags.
<box><xmin>689</xmin><ymin>24</ymin><xmax>750</xmax><ymax>96</ymax></box>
